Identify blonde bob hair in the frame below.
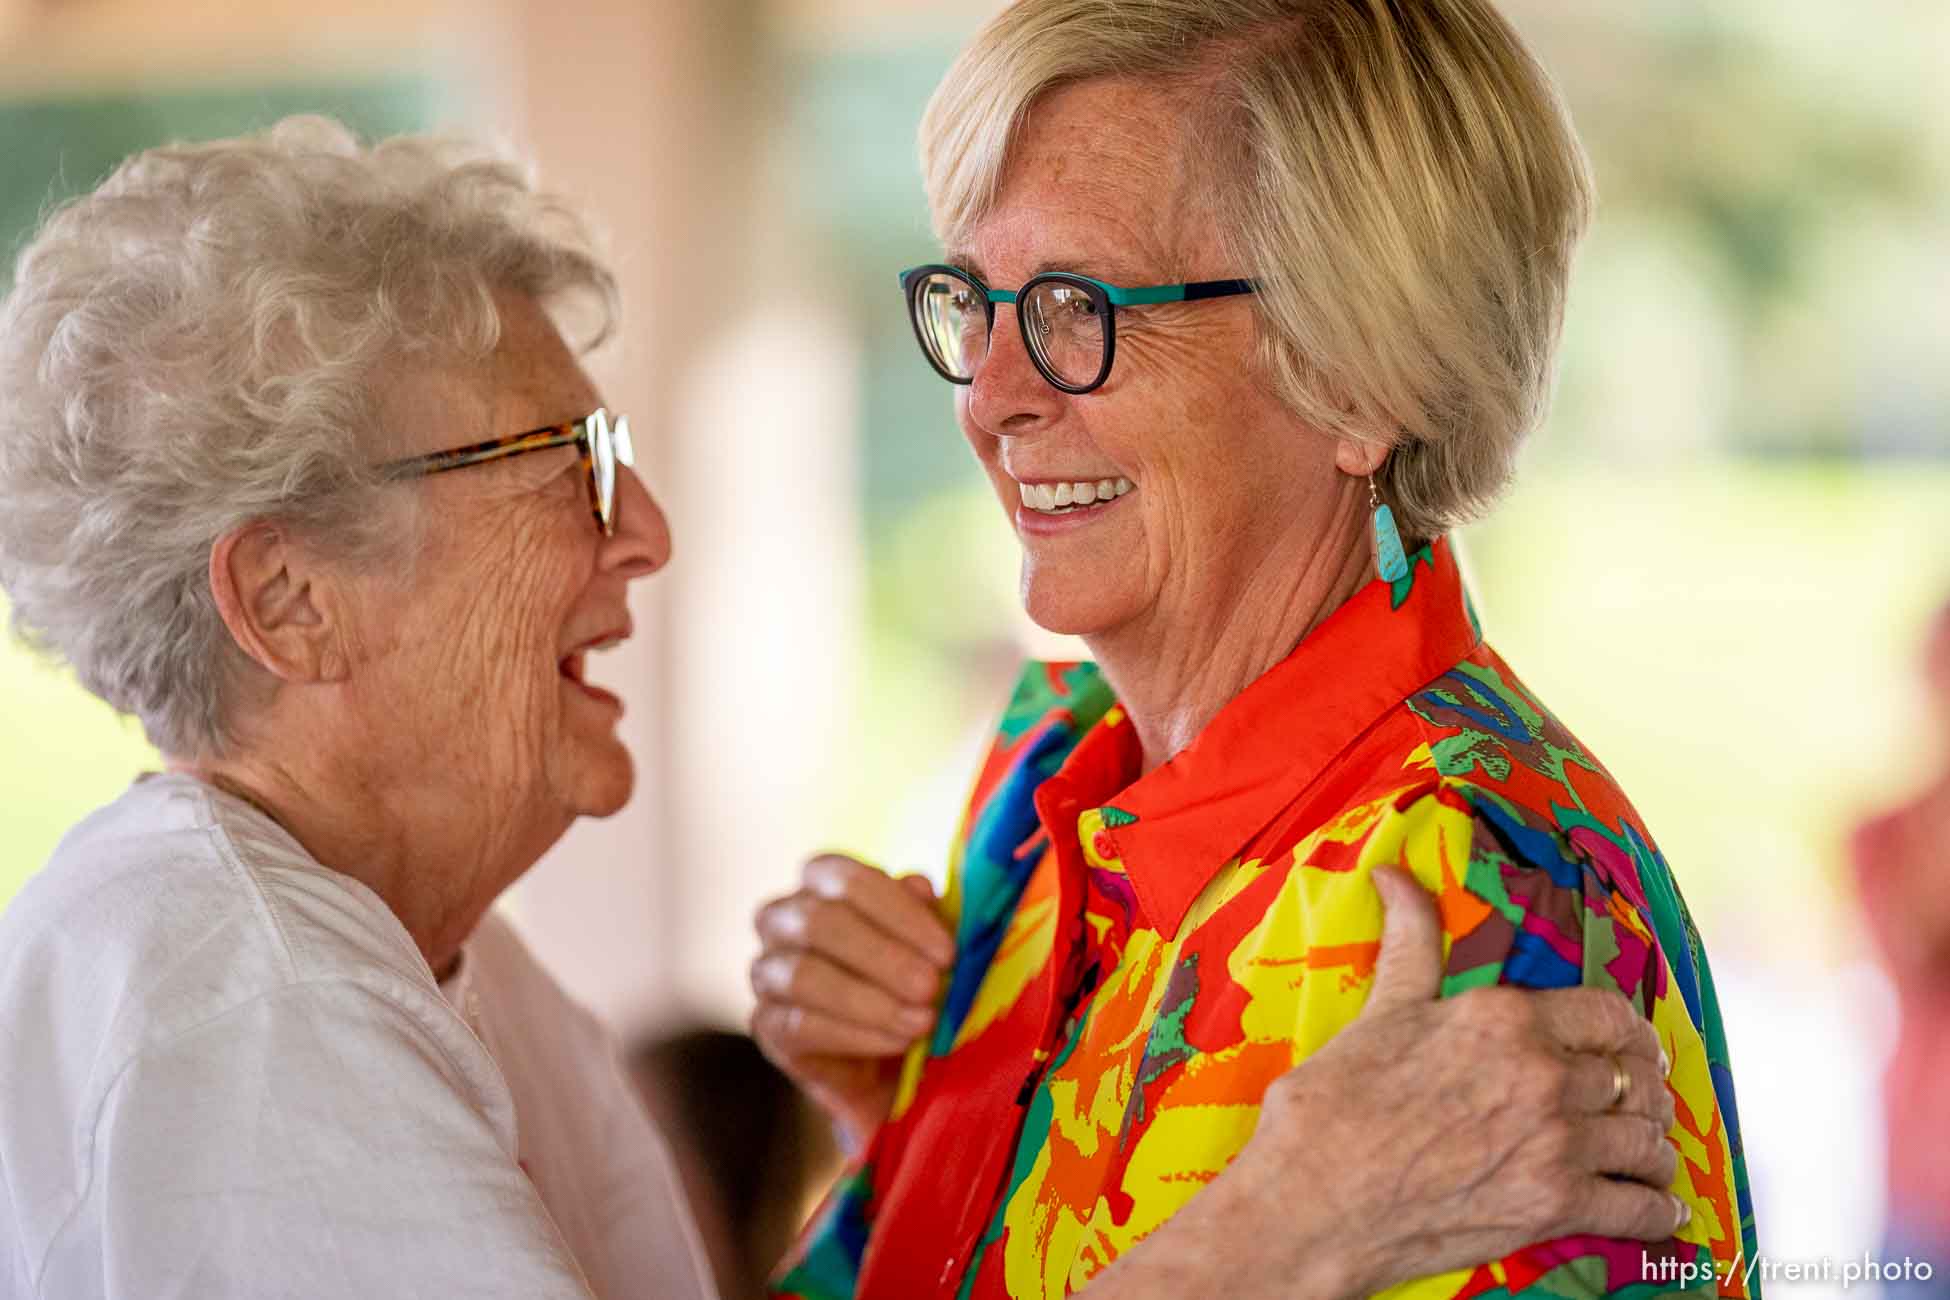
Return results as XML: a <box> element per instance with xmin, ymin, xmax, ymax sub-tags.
<box><xmin>0</xmin><ymin>116</ymin><xmax>616</xmax><ymax>757</ymax></box>
<box><xmin>921</xmin><ymin>0</ymin><xmax>1593</xmax><ymax>539</ymax></box>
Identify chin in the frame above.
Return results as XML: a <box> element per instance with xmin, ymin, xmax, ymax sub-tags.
<box><xmin>569</xmin><ymin>744</ymin><xmax>636</xmax><ymax>818</ymax></box>
<box><xmin>1018</xmin><ymin>565</ymin><xmax>1131</xmax><ymax>639</ymax></box>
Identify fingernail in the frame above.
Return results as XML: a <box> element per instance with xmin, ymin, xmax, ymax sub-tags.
<box><xmin>1674</xmin><ymin>1197</ymin><xmax>1691</xmax><ymax>1230</ymax></box>
<box><xmin>1659</xmin><ymin>1047</ymin><xmax>1671</xmax><ymax>1076</ymax></box>
<box><xmin>900</xmin><ymin>1005</ymin><xmax>933</xmax><ymax>1032</ymax></box>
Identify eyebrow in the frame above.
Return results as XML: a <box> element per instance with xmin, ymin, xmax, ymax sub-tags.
<box><xmin>948</xmin><ymin>253</ymin><xmax>1161</xmax><ymax>288</ymax></box>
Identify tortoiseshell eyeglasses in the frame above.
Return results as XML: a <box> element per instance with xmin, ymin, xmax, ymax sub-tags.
<box><xmin>381</xmin><ymin>407</ymin><xmax>634</xmax><ymax>537</ymax></box>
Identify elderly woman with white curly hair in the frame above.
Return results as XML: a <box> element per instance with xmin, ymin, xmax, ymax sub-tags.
<box><xmin>0</xmin><ymin>113</ymin><xmax>1701</xmax><ymax>1300</ymax></box>
<box><xmin>0</xmin><ymin>119</ymin><xmax>712</xmax><ymax>1300</ymax></box>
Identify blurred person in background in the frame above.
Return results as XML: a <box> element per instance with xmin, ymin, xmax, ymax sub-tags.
<box><xmin>631</xmin><ymin>1027</ymin><xmax>842</xmax><ymax>1300</ymax></box>
<box><xmin>754</xmin><ymin>1</ymin><xmax>1755</xmax><ymax>1298</ymax></box>
<box><xmin>0</xmin><ymin>118</ymin><xmax>713</xmax><ymax>1300</ymax></box>
<box><xmin>1856</xmin><ymin>601</ymin><xmax>1950</xmax><ymax>1288</ymax></box>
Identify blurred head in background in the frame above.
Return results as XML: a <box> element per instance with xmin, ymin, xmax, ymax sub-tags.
<box><xmin>1856</xmin><ymin>603</ymin><xmax>1950</xmax><ymax>969</ymax></box>
<box><xmin>631</xmin><ymin>1027</ymin><xmax>840</xmax><ymax>1300</ymax></box>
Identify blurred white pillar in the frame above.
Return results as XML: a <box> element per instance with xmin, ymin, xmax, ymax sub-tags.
<box><xmin>665</xmin><ymin>308</ymin><xmax>864</xmax><ymax>1026</ymax></box>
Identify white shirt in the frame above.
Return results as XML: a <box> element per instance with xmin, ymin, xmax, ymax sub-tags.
<box><xmin>0</xmin><ymin>773</ymin><xmax>715</xmax><ymax>1300</ymax></box>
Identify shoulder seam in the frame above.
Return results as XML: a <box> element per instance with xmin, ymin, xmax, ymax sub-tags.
<box><xmin>193</xmin><ymin>787</ymin><xmax>305</xmax><ymax>984</ymax></box>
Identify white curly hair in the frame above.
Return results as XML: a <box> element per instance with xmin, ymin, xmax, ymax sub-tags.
<box><xmin>0</xmin><ymin>115</ymin><xmax>618</xmax><ymax>757</ymax></box>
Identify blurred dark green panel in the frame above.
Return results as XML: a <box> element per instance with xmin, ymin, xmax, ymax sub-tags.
<box><xmin>0</xmin><ymin>76</ymin><xmax>449</xmax><ymax>290</ymax></box>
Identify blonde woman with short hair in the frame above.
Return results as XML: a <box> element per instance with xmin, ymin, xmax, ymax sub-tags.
<box><xmin>751</xmin><ymin>2</ymin><xmax>1755</xmax><ymax>1296</ymax></box>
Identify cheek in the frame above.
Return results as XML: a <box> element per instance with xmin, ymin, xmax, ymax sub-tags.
<box><xmin>1093</xmin><ymin>338</ymin><xmax>1231</xmax><ymax>470</ymax></box>
<box><xmin>415</xmin><ymin>516</ymin><xmax>590</xmax><ymax>738</ymax></box>
<box><xmin>1122</xmin><ymin>342</ymin><xmax>1317</xmax><ymax>487</ymax></box>
<box><xmin>1075</xmin><ymin>385</ymin><xmax>1219</xmax><ymax>532</ymax></box>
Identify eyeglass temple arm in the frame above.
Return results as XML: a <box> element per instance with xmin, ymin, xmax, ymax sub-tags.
<box><xmin>382</xmin><ymin>427</ymin><xmax>584</xmax><ymax>477</ymax></box>
<box><xmin>977</xmin><ymin>279</ymin><xmax>1259</xmax><ymax>307</ymax></box>
<box><xmin>899</xmin><ymin>267</ymin><xmax>1258</xmax><ymax>308</ymax></box>
<box><xmin>1106</xmin><ymin>279</ymin><xmax>1259</xmax><ymax>306</ymax></box>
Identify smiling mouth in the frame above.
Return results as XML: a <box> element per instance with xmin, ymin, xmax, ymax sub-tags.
<box><xmin>1017</xmin><ymin>476</ymin><xmax>1135</xmax><ymax>515</ymax></box>
<box><xmin>559</xmin><ymin>631</ymin><xmax>628</xmax><ymax>686</ymax></box>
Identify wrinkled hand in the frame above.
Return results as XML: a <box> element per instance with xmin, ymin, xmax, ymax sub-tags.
<box><xmin>1096</xmin><ymin>867</ymin><xmax>1684</xmax><ymax>1300</ymax></box>
<box><xmin>749</xmin><ymin>853</ymin><xmax>955</xmax><ymax>1151</ymax></box>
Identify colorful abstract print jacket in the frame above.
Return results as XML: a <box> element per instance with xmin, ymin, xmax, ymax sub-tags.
<box><xmin>777</xmin><ymin>539</ymin><xmax>1757</xmax><ymax>1300</ymax></box>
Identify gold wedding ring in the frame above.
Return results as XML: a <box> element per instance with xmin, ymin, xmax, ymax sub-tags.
<box><xmin>1606</xmin><ymin>1054</ymin><xmax>1630</xmax><ymax>1111</ymax></box>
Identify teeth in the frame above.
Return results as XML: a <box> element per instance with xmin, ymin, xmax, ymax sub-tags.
<box><xmin>1015</xmin><ymin>477</ymin><xmax>1136</xmax><ymax>514</ymax></box>
<box><xmin>563</xmin><ymin>634</ymin><xmax>626</xmax><ymax>681</ymax></box>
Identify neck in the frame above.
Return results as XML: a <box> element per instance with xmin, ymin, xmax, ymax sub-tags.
<box><xmin>167</xmin><ymin>731</ymin><xmax>559</xmax><ymax>978</ymax></box>
<box><xmin>1082</xmin><ymin>483</ymin><xmax>1376</xmax><ymax>775</ymax></box>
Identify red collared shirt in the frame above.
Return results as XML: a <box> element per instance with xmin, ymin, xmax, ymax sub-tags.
<box><xmin>779</xmin><ymin>538</ymin><xmax>1757</xmax><ymax>1299</ymax></box>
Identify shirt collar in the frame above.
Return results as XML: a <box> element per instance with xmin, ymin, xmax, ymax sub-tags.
<box><xmin>1035</xmin><ymin>537</ymin><xmax>1482</xmax><ymax>937</ymax></box>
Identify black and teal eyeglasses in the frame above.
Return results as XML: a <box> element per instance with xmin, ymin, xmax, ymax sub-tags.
<box><xmin>899</xmin><ymin>264</ymin><xmax>1258</xmax><ymax>395</ymax></box>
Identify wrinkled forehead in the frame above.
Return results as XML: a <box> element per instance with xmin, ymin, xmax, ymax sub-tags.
<box><xmin>946</xmin><ymin>76</ymin><xmax>1215</xmax><ymax>279</ymax></box>
<box><xmin>372</xmin><ymin>291</ymin><xmax>600</xmax><ymax>461</ymax></box>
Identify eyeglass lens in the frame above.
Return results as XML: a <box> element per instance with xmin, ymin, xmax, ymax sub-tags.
<box><xmin>592</xmin><ymin>412</ymin><xmax>616</xmax><ymax>534</ymax></box>
<box><xmin>1019</xmin><ymin>281</ymin><xmax>1104</xmax><ymax>389</ymax></box>
<box><xmin>584</xmin><ymin>409</ymin><xmax>635</xmax><ymax>536</ymax></box>
<box><xmin>912</xmin><ymin>272</ymin><xmax>1106</xmax><ymax>391</ymax></box>
<box><xmin>915</xmin><ymin>273</ymin><xmax>988</xmax><ymax>380</ymax></box>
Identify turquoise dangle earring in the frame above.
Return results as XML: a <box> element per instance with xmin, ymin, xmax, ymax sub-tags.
<box><xmin>1369</xmin><ymin>475</ymin><xmax>1409</xmax><ymax>584</ymax></box>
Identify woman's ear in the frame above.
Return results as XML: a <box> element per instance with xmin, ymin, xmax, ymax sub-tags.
<box><xmin>1332</xmin><ymin>435</ymin><xmax>1390</xmax><ymax>479</ymax></box>
<box><xmin>207</xmin><ymin>524</ymin><xmax>349</xmax><ymax>685</ymax></box>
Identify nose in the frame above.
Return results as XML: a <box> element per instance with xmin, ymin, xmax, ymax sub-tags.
<box><xmin>965</xmin><ymin>302</ymin><xmax>1064</xmax><ymax>439</ymax></box>
<box><xmin>601</xmin><ymin>464</ymin><xmax>672</xmax><ymax>579</ymax></box>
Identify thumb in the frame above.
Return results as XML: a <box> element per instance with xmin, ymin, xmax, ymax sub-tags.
<box><xmin>1365</xmin><ymin>867</ymin><xmax>1443</xmax><ymax>1011</ymax></box>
